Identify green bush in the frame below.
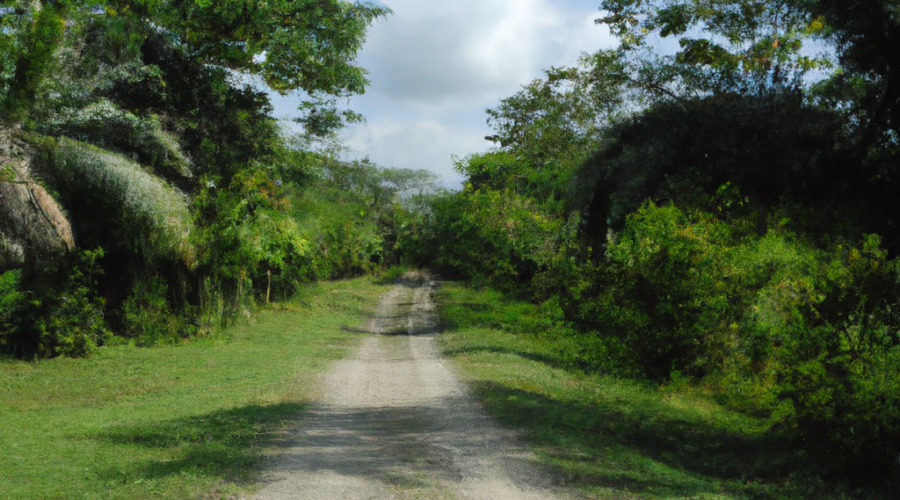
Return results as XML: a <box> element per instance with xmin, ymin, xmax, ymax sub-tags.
<box><xmin>122</xmin><ymin>275</ymin><xmax>195</xmax><ymax>346</ymax></box>
<box><xmin>0</xmin><ymin>269</ymin><xmax>23</xmax><ymax>351</ymax></box>
<box><xmin>22</xmin><ymin>249</ymin><xmax>113</xmax><ymax>358</ymax></box>
<box><xmin>556</xmin><ymin>202</ymin><xmax>900</xmax><ymax>478</ymax></box>
<box><xmin>559</xmin><ymin>203</ymin><xmax>738</xmax><ymax>377</ymax></box>
<box><xmin>409</xmin><ymin>189</ymin><xmax>566</xmax><ymax>298</ymax></box>
<box><xmin>721</xmin><ymin>234</ymin><xmax>900</xmax><ymax>479</ymax></box>
<box><xmin>319</xmin><ymin>217</ymin><xmax>382</xmax><ymax>278</ymax></box>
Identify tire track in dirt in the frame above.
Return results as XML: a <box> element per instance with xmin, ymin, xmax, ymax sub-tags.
<box><xmin>252</xmin><ymin>272</ymin><xmax>567</xmax><ymax>500</ymax></box>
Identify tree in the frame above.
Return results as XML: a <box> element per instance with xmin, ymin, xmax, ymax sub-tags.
<box><xmin>570</xmin><ymin>91</ymin><xmax>845</xmax><ymax>246</ymax></box>
<box><xmin>804</xmin><ymin>0</ymin><xmax>900</xmax><ymax>251</ymax></box>
<box><xmin>1</xmin><ymin>1</ymin><xmax>389</xmax><ymax>130</ymax></box>
<box><xmin>0</xmin><ymin>0</ymin><xmax>389</xmax><ymax>354</ymax></box>
<box><xmin>481</xmin><ymin>51</ymin><xmax>628</xmax><ymax>211</ymax></box>
<box><xmin>808</xmin><ymin>0</ymin><xmax>900</xmax><ymax>150</ymax></box>
<box><xmin>598</xmin><ymin>0</ymin><xmax>828</xmax><ymax>99</ymax></box>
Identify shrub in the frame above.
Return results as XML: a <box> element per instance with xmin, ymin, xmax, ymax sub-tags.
<box><xmin>21</xmin><ymin>249</ymin><xmax>113</xmax><ymax>357</ymax></box>
<box><xmin>723</xmin><ymin>234</ymin><xmax>900</xmax><ymax>479</ymax></box>
<box><xmin>0</xmin><ymin>269</ymin><xmax>23</xmax><ymax>352</ymax></box>
<box><xmin>411</xmin><ymin>189</ymin><xmax>565</xmax><ymax>298</ymax></box>
<box><xmin>557</xmin><ymin>202</ymin><xmax>900</xmax><ymax>478</ymax></box>
<box><xmin>559</xmin><ymin>203</ymin><xmax>738</xmax><ymax>378</ymax></box>
<box><xmin>122</xmin><ymin>275</ymin><xmax>195</xmax><ymax>346</ymax></box>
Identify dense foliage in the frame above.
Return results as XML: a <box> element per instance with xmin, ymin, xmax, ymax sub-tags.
<box><xmin>0</xmin><ymin>0</ymin><xmax>441</xmax><ymax>355</ymax></box>
<box><xmin>5</xmin><ymin>0</ymin><xmax>900</xmax><ymax>492</ymax></box>
<box><xmin>406</xmin><ymin>0</ymin><xmax>900</xmax><ymax>487</ymax></box>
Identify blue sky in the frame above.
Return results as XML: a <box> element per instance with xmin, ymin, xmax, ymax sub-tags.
<box><xmin>269</xmin><ymin>0</ymin><xmax>618</xmax><ymax>187</ymax></box>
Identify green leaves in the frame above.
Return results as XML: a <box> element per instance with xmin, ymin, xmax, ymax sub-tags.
<box><xmin>296</xmin><ymin>100</ymin><xmax>365</xmax><ymax>138</ymax></box>
<box><xmin>597</xmin><ymin>0</ymin><xmax>829</xmax><ymax>98</ymax></box>
<box><xmin>676</xmin><ymin>39</ymin><xmax>738</xmax><ymax>70</ymax></box>
<box><xmin>656</xmin><ymin>4</ymin><xmax>695</xmax><ymax>38</ymax></box>
<box><xmin>482</xmin><ymin>51</ymin><xmax>628</xmax><ymax>213</ymax></box>
<box><xmin>28</xmin><ymin>248</ymin><xmax>112</xmax><ymax>358</ymax></box>
<box><xmin>1</xmin><ymin>2</ymin><xmax>64</xmax><ymax>122</ymax></box>
<box><xmin>111</xmin><ymin>0</ymin><xmax>389</xmax><ymax>98</ymax></box>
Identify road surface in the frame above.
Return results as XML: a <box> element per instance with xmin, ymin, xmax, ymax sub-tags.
<box><xmin>252</xmin><ymin>272</ymin><xmax>567</xmax><ymax>500</ymax></box>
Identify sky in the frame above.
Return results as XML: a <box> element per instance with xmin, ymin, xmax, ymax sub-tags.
<box><xmin>269</xmin><ymin>0</ymin><xmax>619</xmax><ymax>187</ymax></box>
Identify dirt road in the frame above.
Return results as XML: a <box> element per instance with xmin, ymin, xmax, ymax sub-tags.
<box><xmin>251</xmin><ymin>273</ymin><xmax>567</xmax><ymax>500</ymax></box>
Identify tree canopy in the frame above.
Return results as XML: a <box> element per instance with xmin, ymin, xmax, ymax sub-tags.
<box><xmin>0</xmin><ymin>0</ymin><xmax>394</xmax><ymax>356</ymax></box>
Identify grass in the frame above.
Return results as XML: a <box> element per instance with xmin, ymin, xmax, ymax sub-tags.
<box><xmin>433</xmin><ymin>281</ymin><xmax>872</xmax><ymax>500</ymax></box>
<box><xmin>0</xmin><ymin>276</ymin><xmax>388</xmax><ymax>500</ymax></box>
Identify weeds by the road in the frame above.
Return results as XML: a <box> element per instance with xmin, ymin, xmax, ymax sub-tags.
<box><xmin>0</xmin><ymin>277</ymin><xmax>387</xmax><ymax>500</ymax></box>
<box><xmin>434</xmin><ymin>281</ymin><xmax>879</xmax><ymax>499</ymax></box>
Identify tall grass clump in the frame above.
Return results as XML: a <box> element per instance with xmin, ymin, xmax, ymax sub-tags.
<box><xmin>38</xmin><ymin>99</ymin><xmax>193</xmax><ymax>180</ymax></box>
<box><xmin>23</xmin><ymin>136</ymin><xmax>192</xmax><ymax>261</ymax></box>
<box><xmin>30</xmin><ymin>136</ymin><xmax>194</xmax><ymax>261</ymax></box>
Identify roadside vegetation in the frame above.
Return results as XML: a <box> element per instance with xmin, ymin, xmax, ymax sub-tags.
<box><xmin>406</xmin><ymin>0</ymin><xmax>900</xmax><ymax>490</ymax></box>
<box><xmin>0</xmin><ymin>277</ymin><xmax>385</xmax><ymax>500</ymax></box>
<box><xmin>3</xmin><ymin>0</ymin><xmax>900</xmax><ymax>496</ymax></box>
<box><xmin>436</xmin><ymin>281</ymin><xmax>885</xmax><ymax>499</ymax></box>
<box><xmin>0</xmin><ymin>0</ymin><xmax>441</xmax><ymax>357</ymax></box>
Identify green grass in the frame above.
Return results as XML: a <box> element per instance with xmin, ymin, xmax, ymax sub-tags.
<box><xmin>0</xmin><ymin>277</ymin><xmax>388</xmax><ymax>500</ymax></box>
<box><xmin>433</xmin><ymin>282</ymin><xmax>870</xmax><ymax>500</ymax></box>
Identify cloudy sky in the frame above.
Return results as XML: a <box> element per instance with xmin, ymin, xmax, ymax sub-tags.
<box><xmin>270</xmin><ymin>0</ymin><xmax>618</xmax><ymax>187</ymax></box>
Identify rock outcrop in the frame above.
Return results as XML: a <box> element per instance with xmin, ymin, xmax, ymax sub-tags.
<box><xmin>0</xmin><ymin>129</ymin><xmax>75</xmax><ymax>273</ymax></box>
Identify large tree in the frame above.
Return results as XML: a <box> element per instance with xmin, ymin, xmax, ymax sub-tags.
<box><xmin>598</xmin><ymin>0</ymin><xmax>828</xmax><ymax>99</ymax></box>
<box><xmin>0</xmin><ymin>0</ymin><xmax>389</xmax><ymax>355</ymax></box>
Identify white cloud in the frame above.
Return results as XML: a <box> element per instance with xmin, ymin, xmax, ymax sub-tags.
<box><xmin>358</xmin><ymin>0</ymin><xmax>553</xmax><ymax>109</ymax></box>
<box><xmin>558</xmin><ymin>9</ymin><xmax>617</xmax><ymax>64</ymax></box>
<box><xmin>343</xmin><ymin>120</ymin><xmax>492</xmax><ymax>187</ymax></box>
<box><xmin>268</xmin><ymin>0</ymin><xmax>620</xmax><ymax>184</ymax></box>
<box><xmin>359</xmin><ymin>0</ymin><xmax>615</xmax><ymax>111</ymax></box>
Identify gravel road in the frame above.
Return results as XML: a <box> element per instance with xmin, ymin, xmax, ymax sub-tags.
<box><xmin>251</xmin><ymin>273</ymin><xmax>567</xmax><ymax>500</ymax></box>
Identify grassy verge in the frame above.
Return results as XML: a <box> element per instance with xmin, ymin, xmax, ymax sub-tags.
<box><xmin>434</xmin><ymin>281</ymin><xmax>865</xmax><ymax>500</ymax></box>
<box><xmin>0</xmin><ymin>277</ymin><xmax>387</xmax><ymax>500</ymax></box>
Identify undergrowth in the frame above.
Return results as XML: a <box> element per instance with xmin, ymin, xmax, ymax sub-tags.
<box><xmin>435</xmin><ymin>281</ymin><xmax>888</xmax><ymax>499</ymax></box>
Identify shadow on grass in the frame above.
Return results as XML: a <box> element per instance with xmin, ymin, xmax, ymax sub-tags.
<box><xmin>467</xmin><ymin>381</ymin><xmax>806</xmax><ymax>498</ymax></box>
<box><xmin>443</xmin><ymin>345</ymin><xmax>567</xmax><ymax>373</ymax></box>
<box><xmin>451</xmin><ymin>302</ymin><xmax>493</xmax><ymax>313</ymax></box>
<box><xmin>340</xmin><ymin>325</ymin><xmax>371</xmax><ymax>334</ymax></box>
<box><xmin>93</xmin><ymin>402</ymin><xmax>307</xmax><ymax>484</ymax></box>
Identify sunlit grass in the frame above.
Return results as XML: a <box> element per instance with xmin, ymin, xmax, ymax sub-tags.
<box><xmin>0</xmin><ymin>277</ymin><xmax>387</xmax><ymax>500</ymax></box>
<box><xmin>434</xmin><ymin>282</ymin><xmax>867</xmax><ymax>500</ymax></box>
